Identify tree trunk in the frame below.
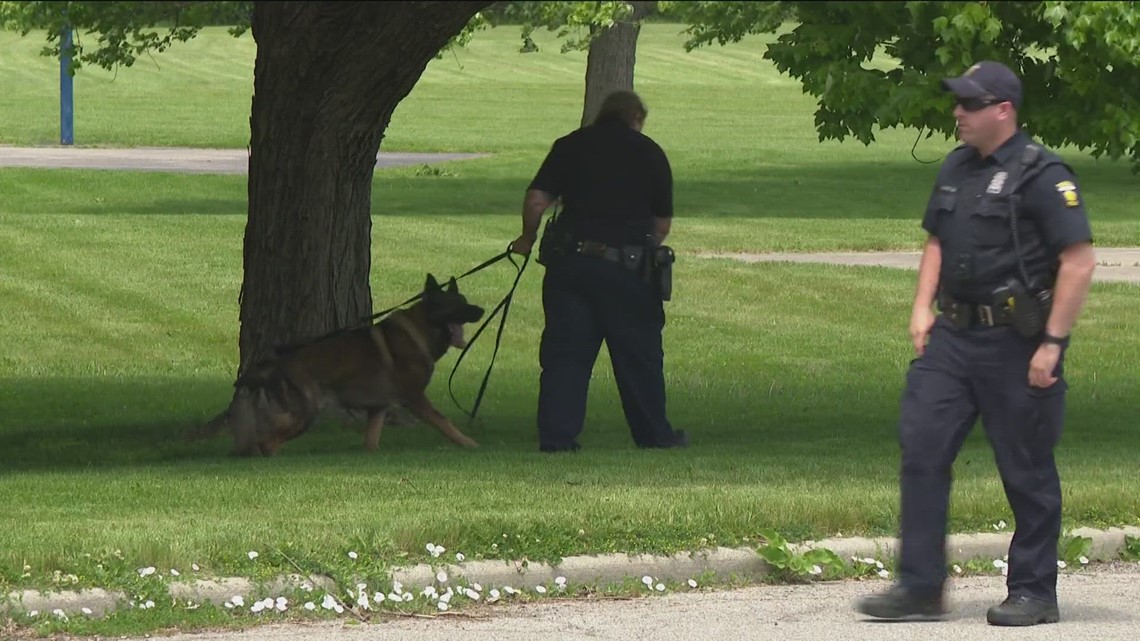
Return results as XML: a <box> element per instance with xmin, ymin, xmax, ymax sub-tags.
<box><xmin>579</xmin><ymin>1</ymin><xmax>654</xmax><ymax>128</ymax></box>
<box><xmin>239</xmin><ymin>1</ymin><xmax>489</xmax><ymax>375</ymax></box>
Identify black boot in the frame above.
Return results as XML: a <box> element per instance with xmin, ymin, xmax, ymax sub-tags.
<box><xmin>854</xmin><ymin>584</ymin><xmax>945</xmax><ymax>620</ymax></box>
<box><xmin>986</xmin><ymin>595</ymin><xmax>1059</xmax><ymax>626</ymax></box>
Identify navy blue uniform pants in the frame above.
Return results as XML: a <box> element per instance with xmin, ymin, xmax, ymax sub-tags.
<box><xmin>898</xmin><ymin>317</ymin><xmax>1067</xmax><ymax>602</ymax></box>
<box><xmin>536</xmin><ymin>253</ymin><xmax>680</xmax><ymax>450</ymax></box>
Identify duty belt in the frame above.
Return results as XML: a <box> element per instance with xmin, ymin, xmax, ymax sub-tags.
<box><xmin>575</xmin><ymin>240</ymin><xmax>636</xmax><ymax>264</ymax></box>
<box><xmin>939</xmin><ymin>296</ymin><xmax>1015</xmax><ymax>328</ymax></box>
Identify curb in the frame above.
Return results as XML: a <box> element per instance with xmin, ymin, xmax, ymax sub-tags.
<box><xmin>5</xmin><ymin>526</ymin><xmax>1138</xmax><ymax>618</ymax></box>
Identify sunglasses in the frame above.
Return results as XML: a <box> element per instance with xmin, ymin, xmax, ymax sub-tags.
<box><xmin>956</xmin><ymin>97</ymin><xmax>1004</xmax><ymax>112</ymax></box>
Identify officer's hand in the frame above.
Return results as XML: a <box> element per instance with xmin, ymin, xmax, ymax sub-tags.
<box><xmin>510</xmin><ymin>234</ymin><xmax>535</xmax><ymax>256</ymax></box>
<box><xmin>909</xmin><ymin>306</ymin><xmax>937</xmax><ymax>356</ymax></box>
<box><xmin>1029</xmin><ymin>344</ymin><xmax>1061</xmax><ymax>388</ymax></box>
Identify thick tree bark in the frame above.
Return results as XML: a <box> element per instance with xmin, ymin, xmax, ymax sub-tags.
<box><xmin>579</xmin><ymin>1</ymin><xmax>654</xmax><ymax>128</ymax></box>
<box><xmin>239</xmin><ymin>1</ymin><xmax>490</xmax><ymax>375</ymax></box>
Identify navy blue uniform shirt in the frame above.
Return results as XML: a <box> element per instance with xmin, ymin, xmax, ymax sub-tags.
<box><xmin>528</xmin><ymin>117</ymin><xmax>673</xmax><ymax>247</ymax></box>
<box><xmin>921</xmin><ymin>130</ymin><xmax>1093</xmax><ymax>302</ymax></box>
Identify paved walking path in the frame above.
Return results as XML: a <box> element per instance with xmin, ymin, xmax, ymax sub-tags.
<box><xmin>0</xmin><ymin>145</ymin><xmax>486</xmax><ymax>174</ymax></box>
<box><xmin>699</xmin><ymin>249</ymin><xmax>1140</xmax><ymax>284</ymax></box>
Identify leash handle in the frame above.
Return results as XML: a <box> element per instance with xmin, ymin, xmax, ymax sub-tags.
<box><xmin>447</xmin><ymin>244</ymin><xmax>530</xmax><ymax>424</ymax></box>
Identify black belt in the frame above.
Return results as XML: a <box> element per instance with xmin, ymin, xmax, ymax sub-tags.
<box><xmin>575</xmin><ymin>240</ymin><xmax>640</xmax><ymax>265</ymax></box>
<box><xmin>939</xmin><ymin>296</ymin><xmax>1015</xmax><ymax>328</ymax></box>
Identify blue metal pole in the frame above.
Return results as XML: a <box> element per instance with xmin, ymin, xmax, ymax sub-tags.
<box><xmin>60</xmin><ymin>23</ymin><xmax>74</xmax><ymax>145</ymax></box>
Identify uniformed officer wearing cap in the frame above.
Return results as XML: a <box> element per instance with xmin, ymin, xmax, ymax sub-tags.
<box><xmin>855</xmin><ymin>61</ymin><xmax>1097</xmax><ymax>626</ymax></box>
<box><xmin>509</xmin><ymin>90</ymin><xmax>688</xmax><ymax>453</ymax></box>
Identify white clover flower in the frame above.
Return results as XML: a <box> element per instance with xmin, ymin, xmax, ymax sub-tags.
<box><xmin>687</xmin><ymin>579</ymin><xmax>698</xmax><ymax>588</ymax></box>
<box><xmin>1057</xmin><ymin>560</ymin><xmax>1068</xmax><ymax>569</ymax></box>
<box><xmin>436</xmin><ymin>571</ymin><xmax>448</xmax><ymax>583</ymax></box>
<box><xmin>333</xmin><ymin>604</ymin><xmax>344</xmax><ymax>614</ymax></box>
<box><xmin>402</xmin><ymin>593</ymin><xmax>413</xmax><ymax>602</ymax></box>
<box><xmin>356</xmin><ymin>593</ymin><xmax>370</xmax><ymax>610</ymax></box>
<box><xmin>472</xmin><ymin>582</ymin><xmax>482</xmax><ymax>592</ymax></box>
<box><xmin>170</xmin><ymin>569</ymin><xmax>180</xmax><ymax>577</ymax></box>
<box><xmin>304</xmin><ymin>602</ymin><xmax>316</xmax><ymax>611</ymax></box>
<box><xmin>438</xmin><ymin>601</ymin><xmax>449</xmax><ymax>611</ymax></box>
<box><xmin>276</xmin><ymin>597</ymin><xmax>288</xmax><ymax>612</ymax></box>
<box><xmin>953</xmin><ymin>564</ymin><xmax>963</xmax><ymax>574</ymax></box>
<box><xmin>138</xmin><ymin>566</ymin><xmax>156</xmax><ymax>577</ymax></box>
<box><xmin>348</xmin><ymin>551</ymin><xmax>358</xmax><ymax>560</ymax></box>
<box><xmin>490</xmin><ymin>589</ymin><xmax>500</xmax><ymax>599</ymax></box>
<box><xmin>993</xmin><ymin>559</ymin><xmax>1007</xmax><ymax>569</ymax></box>
<box><xmin>1079</xmin><ymin>556</ymin><xmax>1090</xmax><ymax>565</ymax></box>
<box><xmin>465</xmin><ymin>588</ymin><xmax>480</xmax><ymax>600</ymax></box>
<box><xmin>456</xmin><ymin>553</ymin><xmax>466</xmax><ymax>562</ymax></box>
<box><xmin>321</xmin><ymin>594</ymin><xmax>338</xmax><ymax>610</ymax></box>
<box><xmin>422</xmin><ymin>586</ymin><xmax>438</xmax><ymax>598</ymax></box>
<box><xmin>53</xmin><ymin>609</ymin><xmax>67</xmax><ymax>619</ymax></box>
<box><xmin>535</xmin><ymin>585</ymin><xmax>547</xmax><ymax>594</ymax></box>
<box><xmin>387</xmin><ymin>592</ymin><xmax>400</xmax><ymax>602</ymax></box>
<box><xmin>877</xmin><ymin>569</ymin><xmax>890</xmax><ymax>579</ymax></box>
<box><xmin>555</xmin><ymin>576</ymin><xmax>567</xmax><ymax>587</ymax></box>
<box><xmin>81</xmin><ymin>607</ymin><xmax>93</xmax><ymax>615</ymax></box>
<box><xmin>192</xmin><ymin>564</ymin><xmax>200</xmax><ymax>572</ymax></box>
<box><xmin>642</xmin><ymin>575</ymin><xmax>654</xmax><ymax>587</ymax></box>
<box><xmin>247</xmin><ymin>551</ymin><xmax>259</xmax><ymax>560</ymax></box>
<box><xmin>440</xmin><ymin>591</ymin><xmax>453</xmax><ymax>604</ymax></box>
<box><xmin>655</xmin><ymin>583</ymin><xmax>665</xmax><ymax>592</ymax></box>
<box><xmin>393</xmin><ymin>581</ymin><xmax>404</xmax><ymax>594</ymax></box>
<box><xmin>809</xmin><ymin>565</ymin><xmax>823</xmax><ymax>575</ymax></box>
<box><xmin>144</xmin><ymin>600</ymin><xmax>155</xmax><ymax>609</ymax></box>
<box><xmin>250</xmin><ymin>602</ymin><xmax>265</xmax><ymax>614</ymax></box>
<box><xmin>231</xmin><ymin>595</ymin><xmax>245</xmax><ymax>607</ymax></box>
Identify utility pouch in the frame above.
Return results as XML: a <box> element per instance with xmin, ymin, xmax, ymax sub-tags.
<box><xmin>994</xmin><ymin>278</ymin><xmax>1047</xmax><ymax>337</ymax></box>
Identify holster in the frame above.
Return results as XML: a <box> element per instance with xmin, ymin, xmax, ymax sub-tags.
<box><xmin>536</xmin><ymin>215</ymin><xmax>571</xmax><ymax>267</ymax></box>
<box><xmin>653</xmin><ymin>245</ymin><xmax>675</xmax><ymax>301</ymax></box>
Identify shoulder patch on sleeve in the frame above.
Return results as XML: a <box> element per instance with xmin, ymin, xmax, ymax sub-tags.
<box><xmin>1055</xmin><ymin>180</ymin><xmax>1080</xmax><ymax>208</ymax></box>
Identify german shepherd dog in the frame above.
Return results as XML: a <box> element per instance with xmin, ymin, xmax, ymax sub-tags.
<box><xmin>199</xmin><ymin>274</ymin><xmax>484</xmax><ymax>456</ymax></box>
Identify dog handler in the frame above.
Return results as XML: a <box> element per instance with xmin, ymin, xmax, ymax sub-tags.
<box><xmin>855</xmin><ymin>61</ymin><xmax>1096</xmax><ymax>626</ymax></box>
<box><xmin>509</xmin><ymin>90</ymin><xmax>687</xmax><ymax>452</ymax></box>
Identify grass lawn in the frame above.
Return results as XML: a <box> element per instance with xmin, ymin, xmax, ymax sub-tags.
<box><xmin>0</xmin><ymin>21</ymin><xmax>1138</xmax><ymax>625</ymax></box>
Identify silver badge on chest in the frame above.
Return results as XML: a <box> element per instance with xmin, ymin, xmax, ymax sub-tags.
<box><xmin>986</xmin><ymin>171</ymin><xmax>1008</xmax><ymax>194</ymax></box>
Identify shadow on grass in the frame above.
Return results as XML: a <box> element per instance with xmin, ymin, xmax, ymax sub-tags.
<box><xmin>0</xmin><ymin>374</ymin><xmax>901</xmax><ymax>476</ymax></box>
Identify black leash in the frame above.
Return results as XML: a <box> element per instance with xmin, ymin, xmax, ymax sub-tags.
<box><xmin>447</xmin><ymin>244</ymin><xmax>530</xmax><ymax>425</ymax></box>
<box><xmin>364</xmin><ymin>248</ymin><xmax>517</xmax><ymax>323</ymax></box>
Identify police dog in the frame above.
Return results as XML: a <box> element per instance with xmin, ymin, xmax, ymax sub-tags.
<box><xmin>200</xmin><ymin>274</ymin><xmax>484</xmax><ymax>456</ymax></box>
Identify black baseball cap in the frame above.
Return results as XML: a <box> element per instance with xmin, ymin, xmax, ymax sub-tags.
<box><xmin>941</xmin><ymin>61</ymin><xmax>1022</xmax><ymax>109</ymax></box>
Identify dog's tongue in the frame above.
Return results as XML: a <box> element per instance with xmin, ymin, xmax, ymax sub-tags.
<box><xmin>448</xmin><ymin>323</ymin><xmax>466</xmax><ymax>348</ymax></box>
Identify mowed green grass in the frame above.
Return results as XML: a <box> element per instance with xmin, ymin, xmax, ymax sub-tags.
<box><xmin>0</xmin><ymin>24</ymin><xmax>1137</xmax><ymax>597</ymax></box>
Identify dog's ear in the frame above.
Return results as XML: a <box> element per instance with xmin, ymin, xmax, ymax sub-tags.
<box><xmin>446</xmin><ymin>277</ymin><xmax>458</xmax><ymax>294</ymax></box>
<box><xmin>424</xmin><ymin>273</ymin><xmax>440</xmax><ymax>292</ymax></box>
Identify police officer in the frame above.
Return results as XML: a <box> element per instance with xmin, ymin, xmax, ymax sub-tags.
<box><xmin>855</xmin><ymin>61</ymin><xmax>1097</xmax><ymax>626</ymax></box>
<box><xmin>509</xmin><ymin>90</ymin><xmax>688</xmax><ymax>452</ymax></box>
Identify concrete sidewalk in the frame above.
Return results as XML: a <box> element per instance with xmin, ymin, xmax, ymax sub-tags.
<box><xmin>0</xmin><ymin>145</ymin><xmax>487</xmax><ymax>174</ymax></box>
<box><xmin>700</xmin><ymin>249</ymin><xmax>1140</xmax><ymax>284</ymax></box>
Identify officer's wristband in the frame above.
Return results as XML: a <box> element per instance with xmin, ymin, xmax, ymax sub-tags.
<box><xmin>1042</xmin><ymin>332</ymin><xmax>1068</xmax><ymax>346</ymax></box>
